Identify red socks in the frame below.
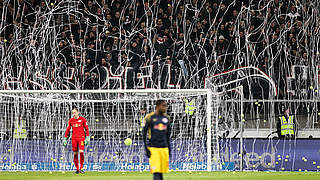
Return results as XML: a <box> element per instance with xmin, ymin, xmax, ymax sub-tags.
<box><xmin>73</xmin><ymin>153</ymin><xmax>84</xmax><ymax>171</ymax></box>
<box><xmin>80</xmin><ymin>152</ymin><xmax>84</xmax><ymax>170</ymax></box>
<box><xmin>74</xmin><ymin>154</ymin><xmax>79</xmax><ymax>171</ymax></box>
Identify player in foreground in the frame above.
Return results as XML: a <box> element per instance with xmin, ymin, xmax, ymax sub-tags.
<box><xmin>143</xmin><ymin>100</ymin><xmax>171</xmax><ymax>180</ymax></box>
<box><xmin>63</xmin><ymin>108</ymin><xmax>90</xmax><ymax>174</ymax></box>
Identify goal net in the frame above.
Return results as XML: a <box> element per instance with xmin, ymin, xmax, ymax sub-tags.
<box><xmin>0</xmin><ymin>89</ymin><xmax>223</xmax><ymax>171</ymax></box>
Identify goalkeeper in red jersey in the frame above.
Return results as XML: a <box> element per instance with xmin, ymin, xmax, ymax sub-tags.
<box><xmin>63</xmin><ymin>108</ymin><xmax>90</xmax><ymax>174</ymax></box>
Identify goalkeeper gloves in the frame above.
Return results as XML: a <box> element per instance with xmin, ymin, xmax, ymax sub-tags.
<box><xmin>63</xmin><ymin>137</ymin><xmax>67</xmax><ymax>146</ymax></box>
<box><xmin>84</xmin><ymin>136</ymin><xmax>90</xmax><ymax>146</ymax></box>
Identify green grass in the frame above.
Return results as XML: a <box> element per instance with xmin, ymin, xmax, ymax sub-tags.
<box><xmin>0</xmin><ymin>171</ymin><xmax>319</xmax><ymax>180</ymax></box>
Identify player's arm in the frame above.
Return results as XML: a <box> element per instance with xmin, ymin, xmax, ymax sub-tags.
<box><xmin>83</xmin><ymin>118</ymin><xmax>90</xmax><ymax>145</ymax></box>
<box><xmin>65</xmin><ymin>119</ymin><xmax>71</xmax><ymax>138</ymax></box>
<box><xmin>142</xmin><ymin>113</ymin><xmax>152</xmax><ymax>158</ymax></box>
<box><xmin>63</xmin><ymin>119</ymin><xmax>71</xmax><ymax>146</ymax></box>
<box><xmin>167</xmin><ymin>117</ymin><xmax>171</xmax><ymax>157</ymax></box>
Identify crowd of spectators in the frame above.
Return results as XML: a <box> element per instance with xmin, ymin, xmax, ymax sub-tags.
<box><xmin>0</xmin><ymin>0</ymin><xmax>319</xmax><ymax>98</ymax></box>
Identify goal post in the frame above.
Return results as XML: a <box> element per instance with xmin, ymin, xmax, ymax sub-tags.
<box><xmin>0</xmin><ymin>89</ymin><xmax>222</xmax><ymax>171</ymax></box>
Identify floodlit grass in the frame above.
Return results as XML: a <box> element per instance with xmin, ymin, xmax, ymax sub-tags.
<box><xmin>0</xmin><ymin>171</ymin><xmax>319</xmax><ymax>180</ymax></box>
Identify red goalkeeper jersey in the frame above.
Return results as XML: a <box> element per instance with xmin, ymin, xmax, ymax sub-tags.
<box><xmin>64</xmin><ymin>116</ymin><xmax>89</xmax><ymax>140</ymax></box>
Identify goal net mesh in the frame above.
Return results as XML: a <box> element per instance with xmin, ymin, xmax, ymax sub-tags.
<box><xmin>0</xmin><ymin>90</ymin><xmax>220</xmax><ymax>171</ymax></box>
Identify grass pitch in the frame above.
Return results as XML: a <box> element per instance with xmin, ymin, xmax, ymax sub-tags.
<box><xmin>0</xmin><ymin>171</ymin><xmax>319</xmax><ymax>180</ymax></box>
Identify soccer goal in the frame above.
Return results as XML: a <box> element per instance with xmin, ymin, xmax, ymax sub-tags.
<box><xmin>0</xmin><ymin>89</ymin><xmax>224</xmax><ymax>171</ymax></box>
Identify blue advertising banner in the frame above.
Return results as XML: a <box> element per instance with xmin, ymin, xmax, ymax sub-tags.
<box><xmin>0</xmin><ymin>139</ymin><xmax>215</xmax><ymax>171</ymax></box>
<box><xmin>0</xmin><ymin>162</ymin><xmax>211</xmax><ymax>171</ymax></box>
<box><xmin>220</xmin><ymin>139</ymin><xmax>320</xmax><ymax>171</ymax></box>
<box><xmin>0</xmin><ymin>139</ymin><xmax>319</xmax><ymax>171</ymax></box>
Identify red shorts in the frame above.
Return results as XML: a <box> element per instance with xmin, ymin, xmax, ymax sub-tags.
<box><xmin>72</xmin><ymin>138</ymin><xmax>85</xmax><ymax>152</ymax></box>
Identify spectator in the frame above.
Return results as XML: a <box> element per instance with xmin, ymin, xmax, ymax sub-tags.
<box><xmin>0</xmin><ymin>0</ymin><xmax>317</xmax><ymax>97</ymax></box>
